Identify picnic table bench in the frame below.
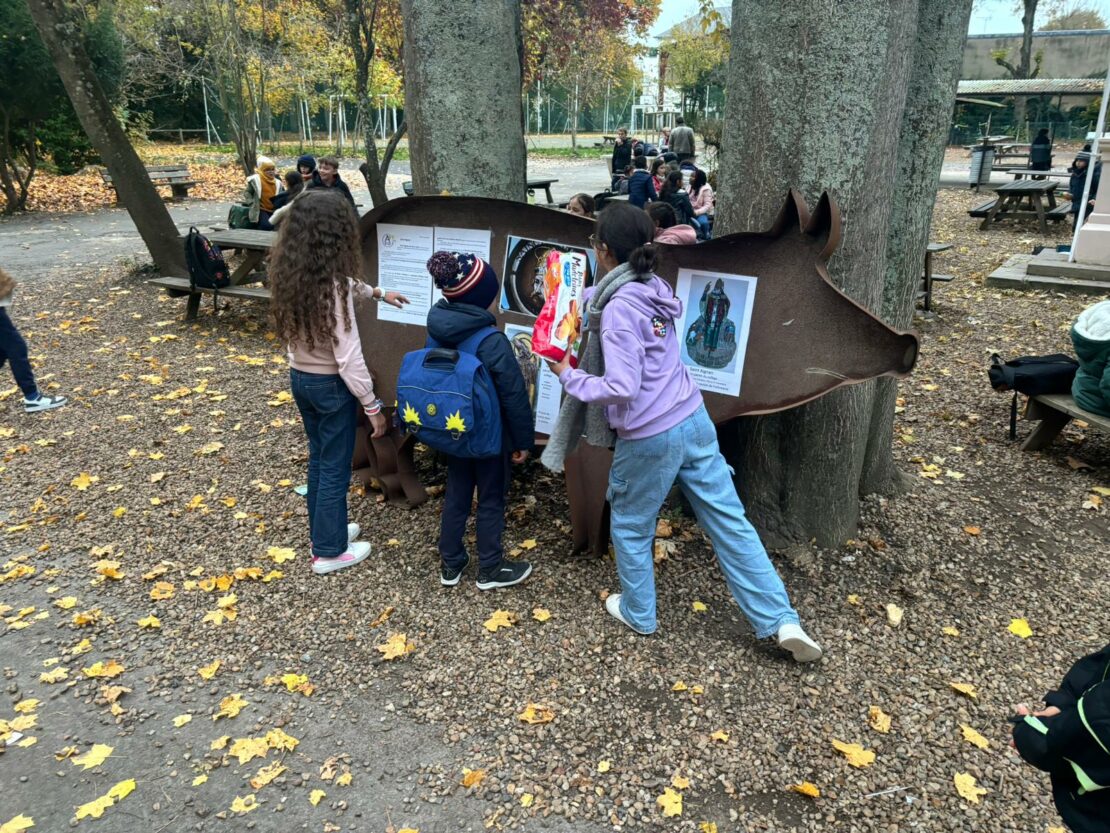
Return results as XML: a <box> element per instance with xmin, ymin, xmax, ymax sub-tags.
<box><xmin>101</xmin><ymin>164</ymin><xmax>195</xmax><ymax>203</ymax></box>
<box><xmin>919</xmin><ymin>241</ymin><xmax>953</xmax><ymax>312</ymax></box>
<box><xmin>1009</xmin><ymin>168</ymin><xmax>1071</xmax><ymax>181</ymax></box>
<box><xmin>1021</xmin><ymin>393</ymin><xmax>1110</xmax><ymax>451</ymax></box>
<box><xmin>977</xmin><ymin>180</ymin><xmax>1068</xmax><ymax>234</ymax></box>
<box><xmin>149</xmin><ymin>228</ymin><xmax>276</xmax><ymax>320</ymax></box>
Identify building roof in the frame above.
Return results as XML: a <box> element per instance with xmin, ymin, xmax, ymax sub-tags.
<box><xmin>656</xmin><ymin>5</ymin><xmax>731</xmax><ymax>41</ymax></box>
<box><xmin>957</xmin><ymin>77</ymin><xmax>1104</xmax><ymax>96</ymax></box>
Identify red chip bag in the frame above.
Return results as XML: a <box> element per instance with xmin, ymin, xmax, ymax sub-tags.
<box><xmin>531</xmin><ymin>249</ymin><xmax>586</xmax><ymax>366</ymax></box>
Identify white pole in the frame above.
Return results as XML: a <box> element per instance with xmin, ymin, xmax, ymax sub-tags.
<box><xmin>1069</xmin><ymin>56</ymin><xmax>1110</xmax><ymax>260</ymax></box>
<box><xmin>202</xmin><ymin>83</ymin><xmax>212</xmax><ymax>145</ymax></box>
<box><xmin>327</xmin><ymin>97</ymin><xmax>333</xmax><ymax>144</ymax></box>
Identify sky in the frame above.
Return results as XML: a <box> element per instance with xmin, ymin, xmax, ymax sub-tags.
<box><xmin>649</xmin><ymin>0</ymin><xmax>1110</xmax><ymax>39</ymax></box>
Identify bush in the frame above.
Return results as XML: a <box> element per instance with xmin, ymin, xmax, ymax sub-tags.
<box><xmin>38</xmin><ymin>113</ymin><xmax>100</xmax><ymax>174</ymax></box>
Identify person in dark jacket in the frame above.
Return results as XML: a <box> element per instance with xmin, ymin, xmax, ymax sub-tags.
<box><xmin>297</xmin><ymin>154</ymin><xmax>317</xmax><ymax>182</ymax></box>
<box><xmin>425</xmin><ymin>251</ymin><xmax>535</xmax><ymax>591</ymax></box>
<box><xmin>310</xmin><ymin>155</ymin><xmax>356</xmax><ymax>206</ymax></box>
<box><xmin>270</xmin><ymin>170</ymin><xmax>303</xmax><ymax>212</ymax></box>
<box><xmin>1069</xmin><ymin>146</ymin><xmax>1100</xmax><ymax>229</ymax></box>
<box><xmin>1030</xmin><ymin>128</ymin><xmax>1052</xmax><ymax>170</ymax></box>
<box><xmin>659</xmin><ymin>170</ymin><xmax>696</xmax><ymax>228</ymax></box>
<box><xmin>626</xmin><ymin>155</ymin><xmax>657</xmax><ymax>208</ymax></box>
<box><xmin>1012</xmin><ymin>642</ymin><xmax>1110</xmax><ymax>833</ymax></box>
<box><xmin>611</xmin><ymin>126</ymin><xmax>633</xmax><ymax>189</ymax></box>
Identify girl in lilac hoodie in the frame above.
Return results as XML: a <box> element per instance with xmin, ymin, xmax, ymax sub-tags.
<box><xmin>544</xmin><ymin>203</ymin><xmax>821</xmax><ymax>662</ymax></box>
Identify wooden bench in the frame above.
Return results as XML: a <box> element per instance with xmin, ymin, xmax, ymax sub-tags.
<box><xmin>147</xmin><ymin>276</ymin><xmax>270</xmax><ymax>321</ymax></box>
<box><xmin>101</xmin><ymin>165</ymin><xmax>196</xmax><ymax>202</ymax></box>
<box><xmin>919</xmin><ymin>241</ymin><xmax>953</xmax><ymax>312</ymax></box>
<box><xmin>969</xmin><ymin>199</ymin><xmax>997</xmax><ymax>218</ymax></box>
<box><xmin>1021</xmin><ymin>393</ymin><xmax>1110</xmax><ymax>451</ymax></box>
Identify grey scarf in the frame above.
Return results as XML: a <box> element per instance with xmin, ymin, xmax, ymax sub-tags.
<box><xmin>541</xmin><ymin>261</ymin><xmax>643</xmax><ymax>473</ymax></box>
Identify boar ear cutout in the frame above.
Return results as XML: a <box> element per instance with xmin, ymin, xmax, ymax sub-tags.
<box><xmin>767</xmin><ymin>189</ymin><xmax>811</xmax><ymax>238</ymax></box>
<box><xmin>803</xmin><ymin>191</ymin><xmax>841</xmax><ymax>261</ymax></box>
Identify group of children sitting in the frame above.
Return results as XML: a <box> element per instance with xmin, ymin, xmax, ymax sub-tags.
<box><xmin>607</xmin><ymin>156</ymin><xmax>715</xmax><ymax>242</ymax></box>
<box><xmin>240</xmin><ymin>153</ymin><xmax>355</xmax><ymax>230</ymax></box>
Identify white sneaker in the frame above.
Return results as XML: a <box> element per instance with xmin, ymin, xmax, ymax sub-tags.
<box><xmin>604</xmin><ymin>593</ymin><xmax>654</xmax><ymax>635</ymax></box>
<box><xmin>777</xmin><ymin>623</ymin><xmax>823</xmax><ymax>662</ymax></box>
<box><xmin>24</xmin><ymin>394</ymin><xmax>67</xmax><ymax>413</ymax></box>
<box><xmin>312</xmin><ymin>541</ymin><xmax>371</xmax><ymax>575</ymax></box>
<box><xmin>347</xmin><ymin>522</ymin><xmax>360</xmax><ymax>542</ymax></box>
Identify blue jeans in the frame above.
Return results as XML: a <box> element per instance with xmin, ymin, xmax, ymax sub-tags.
<box><xmin>0</xmin><ymin>308</ymin><xmax>38</xmax><ymax>399</ymax></box>
<box><xmin>693</xmin><ymin>214</ymin><xmax>712</xmax><ymax>240</ymax></box>
<box><xmin>607</xmin><ymin>404</ymin><xmax>799</xmax><ymax>637</ymax></box>
<box><xmin>439</xmin><ymin>452</ymin><xmax>511</xmax><ymax>571</ymax></box>
<box><xmin>290</xmin><ymin>369</ymin><xmax>357</xmax><ymax>557</ymax></box>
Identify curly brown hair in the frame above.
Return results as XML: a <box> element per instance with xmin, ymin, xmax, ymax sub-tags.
<box><xmin>269</xmin><ymin>190</ymin><xmax>363</xmax><ymax>351</ymax></box>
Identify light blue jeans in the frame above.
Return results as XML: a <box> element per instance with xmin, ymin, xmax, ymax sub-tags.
<box><xmin>607</xmin><ymin>404</ymin><xmax>800</xmax><ymax>637</ymax></box>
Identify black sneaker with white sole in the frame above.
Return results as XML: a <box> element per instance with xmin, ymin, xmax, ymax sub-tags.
<box><xmin>24</xmin><ymin>394</ymin><xmax>67</xmax><ymax>414</ymax></box>
<box><xmin>441</xmin><ymin>554</ymin><xmax>470</xmax><ymax>587</ymax></box>
<box><xmin>475</xmin><ymin>559</ymin><xmax>532</xmax><ymax>590</ymax></box>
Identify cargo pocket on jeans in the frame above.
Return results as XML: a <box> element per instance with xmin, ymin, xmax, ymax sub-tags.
<box><xmin>606</xmin><ymin>476</ymin><xmax>628</xmax><ymax>505</ymax></box>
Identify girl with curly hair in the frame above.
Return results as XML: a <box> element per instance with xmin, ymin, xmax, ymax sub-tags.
<box><xmin>269</xmin><ymin>190</ymin><xmax>408</xmax><ymax>575</ymax></box>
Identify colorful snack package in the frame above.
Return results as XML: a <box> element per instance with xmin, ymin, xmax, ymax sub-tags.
<box><xmin>531</xmin><ymin>249</ymin><xmax>585</xmax><ymax>366</ymax></box>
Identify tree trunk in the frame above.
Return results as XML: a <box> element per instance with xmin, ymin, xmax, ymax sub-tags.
<box><xmin>400</xmin><ymin>0</ymin><xmax>526</xmax><ymax>199</ymax></box>
<box><xmin>26</xmin><ymin>0</ymin><xmax>185</xmax><ymax>276</ymax></box>
<box><xmin>715</xmin><ymin>0</ymin><xmax>919</xmax><ymax>548</ymax></box>
<box><xmin>861</xmin><ymin>0</ymin><xmax>974</xmax><ymax>496</ymax></box>
<box><xmin>1014</xmin><ymin>0</ymin><xmax>1039</xmax><ymax>132</ymax></box>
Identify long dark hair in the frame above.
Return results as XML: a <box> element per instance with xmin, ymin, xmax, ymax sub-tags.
<box><xmin>596</xmin><ymin>202</ymin><xmax>658</xmax><ymax>275</ymax></box>
<box><xmin>690</xmin><ymin>168</ymin><xmax>707</xmax><ymax>197</ymax></box>
<box><xmin>660</xmin><ymin>170</ymin><xmax>684</xmax><ymax>200</ymax></box>
<box><xmin>651</xmin><ymin>157</ymin><xmax>666</xmax><ymax>178</ymax></box>
<box><xmin>269</xmin><ymin>190</ymin><xmax>362</xmax><ymax>351</ymax></box>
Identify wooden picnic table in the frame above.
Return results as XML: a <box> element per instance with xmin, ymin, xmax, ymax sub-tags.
<box><xmin>527</xmin><ymin>178</ymin><xmax>558</xmax><ymax>203</ymax></box>
<box><xmin>1009</xmin><ymin>168</ymin><xmax>1071</xmax><ymax>181</ymax></box>
<box><xmin>980</xmin><ymin>180</ymin><xmax>1063</xmax><ymax>235</ymax></box>
<box><xmin>205</xmin><ymin>229</ymin><xmax>277</xmax><ymax>286</ymax></box>
<box><xmin>920</xmin><ymin>242</ymin><xmax>953</xmax><ymax>312</ymax></box>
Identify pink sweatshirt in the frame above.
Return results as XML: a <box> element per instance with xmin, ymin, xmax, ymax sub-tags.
<box><xmin>287</xmin><ymin>278</ymin><xmax>380</xmax><ymax>413</ymax></box>
<box><xmin>690</xmin><ymin>183</ymin><xmax>715</xmax><ymax>216</ymax></box>
<box><xmin>655</xmin><ymin>224</ymin><xmax>697</xmax><ymax>245</ymax></box>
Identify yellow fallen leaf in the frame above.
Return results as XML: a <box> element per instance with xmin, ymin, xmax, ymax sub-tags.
<box><xmin>846</xmin><ymin>594</ymin><xmax>861</xmax><ymax>606</ymax></box>
<box><xmin>74</xmin><ymin>796</ymin><xmax>114</xmax><ymax>821</ymax></box>
<box><xmin>137</xmin><ymin>615</ymin><xmax>161</xmax><ymax>629</ymax></box>
<box><xmin>868</xmin><ymin>706</ymin><xmax>891</xmax><ymax>734</ymax></box>
<box><xmin>15</xmin><ymin>737</ymin><xmax>36</xmax><ymax>748</ymax></box>
<box><xmin>214</xmin><ymin>693</ymin><xmax>248</xmax><ymax>719</ymax></box>
<box><xmin>13</xmin><ymin>699</ymin><xmax>39</xmax><ymax>714</ymax></box>
<box><xmin>266</xmin><ymin>546</ymin><xmax>296</xmax><ymax>563</ymax></box>
<box><xmin>954</xmin><ymin>772</ymin><xmax>987</xmax><ymax>803</ymax></box>
<box><xmin>0</xmin><ymin>815</ymin><xmax>34</xmax><ymax>833</ymax></box>
<box><xmin>671</xmin><ymin>774</ymin><xmax>690</xmax><ymax>790</ymax></box>
<box><xmin>71</xmin><ymin>744</ymin><xmax>113</xmax><ymax>770</ymax></box>
<box><xmin>230</xmin><ymin>794</ymin><xmax>259</xmax><ymax>814</ymax></box>
<box><xmin>228</xmin><ymin>736</ymin><xmax>270</xmax><ymax>764</ymax></box>
<box><xmin>483</xmin><ymin>609</ymin><xmax>517</xmax><ymax>632</ymax></box>
<box><xmin>710</xmin><ymin>730</ymin><xmax>729</xmax><ymax>743</ymax></box>
<box><xmin>71</xmin><ymin>472</ymin><xmax>98</xmax><ymax>490</ymax></box>
<box><xmin>82</xmin><ymin>660</ymin><xmax>124</xmax><ymax>678</ymax></box>
<box><xmin>942</xmin><ymin>626</ymin><xmax>960</xmax><ymax>637</ymax></box>
<box><xmin>264</xmin><ymin>728</ymin><xmax>299</xmax><ymax>751</ymax></box>
<box><xmin>518</xmin><ymin>703</ymin><xmax>555</xmax><ymax>724</ymax></box>
<box><xmin>197</xmin><ymin>660</ymin><xmax>221</xmax><ymax>680</ymax></box>
<box><xmin>9</xmin><ymin>714</ymin><xmax>37</xmax><ymax>732</ymax></box>
<box><xmin>39</xmin><ymin>667</ymin><xmax>68</xmax><ymax>684</ymax></box>
<box><xmin>376</xmin><ymin>633</ymin><xmax>415</xmax><ymax>660</ymax></box>
<box><xmin>672</xmin><ymin>680</ymin><xmax>688</xmax><ymax>692</ymax></box>
<box><xmin>54</xmin><ymin>746</ymin><xmax>79</xmax><ymax>760</ymax></box>
<box><xmin>788</xmin><ymin>782</ymin><xmax>821</xmax><ymax>798</ymax></box>
<box><xmin>532</xmin><ymin>607</ymin><xmax>551</xmax><ymax>622</ymax></box>
<box><xmin>309</xmin><ymin>789</ymin><xmax>326</xmax><ymax>806</ymax></box>
<box><xmin>461</xmin><ymin>768</ymin><xmax>486</xmax><ymax>788</ymax></box>
<box><xmin>960</xmin><ymin>724</ymin><xmax>990</xmax><ymax>750</ymax></box>
<box><xmin>335</xmin><ymin>772</ymin><xmax>352</xmax><ymax>787</ymax></box>
<box><xmin>656</xmin><ymin>787</ymin><xmax>682</xmax><ymax>817</ymax></box>
<box><xmin>699</xmin><ymin>824</ymin><xmax>718</xmax><ymax>833</ymax></box>
<box><xmin>1008</xmin><ymin>618</ymin><xmax>1033</xmax><ymax>639</ymax></box>
<box><xmin>831</xmin><ymin>739</ymin><xmax>875</xmax><ymax>768</ymax></box>
<box><xmin>249</xmin><ymin>762</ymin><xmax>286</xmax><ymax>789</ymax></box>
<box><xmin>150</xmin><ymin>582</ymin><xmax>175</xmax><ymax>600</ymax></box>
<box><xmin>520</xmin><ymin>793</ymin><xmax>534</xmax><ymax>807</ymax></box>
<box><xmin>191</xmin><ymin>774</ymin><xmax>208</xmax><ymax>786</ymax></box>
<box><xmin>54</xmin><ymin>596</ymin><xmax>77</xmax><ymax>610</ymax></box>
<box><xmin>520</xmin><ymin>538</ymin><xmax>537</xmax><ymax>550</ymax></box>
<box><xmin>692</xmin><ymin>600</ymin><xmax>708</xmax><ymax>613</ymax></box>
<box><xmin>210</xmin><ymin>735</ymin><xmax>230</xmax><ymax>751</ymax></box>
<box><xmin>950</xmin><ymin>682</ymin><xmax>978</xmax><ymax>699</ymax></box>
<box><xmin>196</xmin><ymin>441</ymin><xmax>224</xmax><ymax>456</ymax></box>
<box><xmin>885</xmin><ymin>603</ymin><xmax>904</xmax><ymax>627</ymax></box>
<box><xmin>172</xmin><ymin>714</ymin><xmax>192</xmax><ymax>728</ymax></box>
<box><xmin>597</xmin><ymin>760</ymin><xmax>611</xmax><ymax>773</ymax></box>
<box><xmin>216</xmin><ymin>592</ymin><xmax>237</xmax><ymax>609</ymax></box>
<box><xmin>1091</xmin><ymin>486</ymin><xmax>1110</xmax><ymax>497</ymax></box>
<box><xmin>963</xmin><ymin>525</ymin><xmax>981</xmax><ymax>536</ymax></box>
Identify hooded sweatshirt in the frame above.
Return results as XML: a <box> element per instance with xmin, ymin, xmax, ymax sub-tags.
<box><xmin>426</xmin><ymin>300</ymin><xmax>535</xmax><ymax>452</ymax></box>
<box><xmin>655</xmin><ymin>224</ymin><xmax>697</xmax><ymax>245</ymax></box>
<box><xmin>1070</xmin><ymin>299</ymin><xmax>1110</xmax><ymax>417</ymax></box>
<box><xmin>559</xmin><ymin>275</ymin><xmax>702</xmax><ymax>440</ymax></box>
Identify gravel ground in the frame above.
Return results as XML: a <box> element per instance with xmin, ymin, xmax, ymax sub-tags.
<box><xmin>1</xmin><ymin>188</ymin><xmax>1108</xmax><ymax>832</ymax></box>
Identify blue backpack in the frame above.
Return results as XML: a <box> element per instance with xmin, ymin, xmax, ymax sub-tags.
<box><xmin>396</xmin><ymin>327</ymin><xmax>503</xmax><ymax>458</ymax></box>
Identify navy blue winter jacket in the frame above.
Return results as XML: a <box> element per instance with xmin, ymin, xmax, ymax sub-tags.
<box><xmin>426</xmin><ymin>300</ymin><xmax>534</xmax><ymax>453</ymax></box>
<box><xmin>626</xmin><ymin>169</ymin><xmax>658</xmax><ymax>209</ymax></box>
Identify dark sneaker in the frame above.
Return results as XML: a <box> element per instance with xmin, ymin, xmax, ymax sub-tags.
<box><xmin>476</xmin><ymin>559</ymin><xmax>532</xmax><ymax>591</ymax></box>
<box><xmin>441</xmin><ymin>554</ymin><xmax>470</xmax><ymax>587</ymax></box>
<box><xmin>24</xmin><ymin>394</ymin><xmax>67</xmax><ymax>414</ymax></box>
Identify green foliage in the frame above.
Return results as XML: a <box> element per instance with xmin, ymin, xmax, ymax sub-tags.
<box><xmin>37</xmin><ymin>113</ymin><xmax>99</xmax><ymax>174</ymax></box>
<box><xmin>1039</xmin><ymin>7</ymin><xmax>1106</xmax><ymax>30</ymax></box>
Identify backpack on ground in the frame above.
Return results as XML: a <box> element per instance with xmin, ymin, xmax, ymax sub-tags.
<box><xmin>988</xmin><ymin>353</ymin><xmax>1079</xmax><ymax>439</ymax></box>
<box><xmin>184</xmin><ymin>226</ymin><xmax>230</xmax><ymax>311</ymax></box>
<box><xmin>396</xmin><ymin>326</ymin><xmax>503</xmax><ymax>459</ymax></box>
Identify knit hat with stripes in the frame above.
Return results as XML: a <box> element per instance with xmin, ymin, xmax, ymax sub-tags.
<box><xmin>427</xmin><ymin>250</ymin><xmax>500</xmax><ymax>310</ymax></box>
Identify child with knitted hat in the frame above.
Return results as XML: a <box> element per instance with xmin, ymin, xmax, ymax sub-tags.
<box><xmin>425</xmin><ymin>251</ymin><xmax>535</xmax><ymax>590</ymax></box>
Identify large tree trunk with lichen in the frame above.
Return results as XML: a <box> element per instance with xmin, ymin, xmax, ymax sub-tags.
<box><xmin>861</xmin><ymin>0</ymin><xmax>974</xmax><ymax>496</ymax></box>
<box><xmin>26</xmin><ymin>0</ymin><xmax>185</xmax><ymax>275</ymax></box>
<box><xmin>400</xmin><ymin>0</ymin><xmax>526</xmax><ymax>200</ymax></box>
<box><xmin>715</xmin><ymin>0</ymin><xmax>919</xmax><ymax>548</ymax></box>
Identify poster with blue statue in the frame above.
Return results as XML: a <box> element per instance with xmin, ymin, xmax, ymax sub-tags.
<box><xmin>675</xmin><ymin>268</ymin><xmax>757</xmax><ymax>397</ymax></box>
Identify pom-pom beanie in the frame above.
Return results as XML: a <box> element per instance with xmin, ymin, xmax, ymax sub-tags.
<box><xmin>427</xmin><ymin>250</ymin><xmax>500</xmax><ymax>310</ymax></box>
